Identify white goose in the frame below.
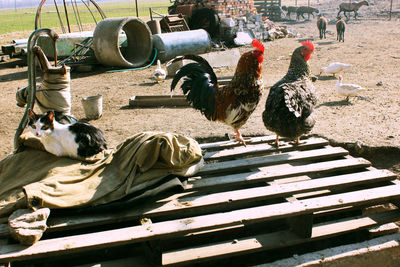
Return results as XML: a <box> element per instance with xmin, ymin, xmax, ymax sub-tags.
<box><xmin>320</xmin><ymin>62</ymin><xmax>352</xmax><ymax>77</ymax></box>
<box><xmin>335</xmin><ymin>75</ymin><xmax>365</xmax><ymax>101</ymax></box>
<box><xmin>153</xmin><ymin>59</ymin><xmax>166</xmax><ymax>83</ymax></box>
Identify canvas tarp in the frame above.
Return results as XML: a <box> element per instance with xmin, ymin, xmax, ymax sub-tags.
<box><xmin>0</xmin><ymin>132</ymin><xmax>203</xmax><ymax>220</ymax></box>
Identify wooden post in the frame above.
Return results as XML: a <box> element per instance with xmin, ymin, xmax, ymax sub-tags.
<box><xmin>389</xmin><ymin>0</ymin><xmax>393</xmax><ymax>21</ymax></box>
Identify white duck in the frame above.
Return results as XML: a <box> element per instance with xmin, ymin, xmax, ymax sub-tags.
<box><xmin>335</xmin><ymin>75</ymin><xmax>365</xmax><ymax>101</ymax></box>
<box><xmin>153</xmin><ymin>59</ymin><xmax>166</xmax><ymax>83</ymax></box>
<box><xmin>320</xmin><ymin>62</ymin><xmax>352</xmax><ymax>77</ymax></box>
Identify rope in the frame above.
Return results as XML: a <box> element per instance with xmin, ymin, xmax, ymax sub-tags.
<box><xmin>106</xmin><ymin>48</ymin><xmax>158</xmax><ymax>73</ymax></box>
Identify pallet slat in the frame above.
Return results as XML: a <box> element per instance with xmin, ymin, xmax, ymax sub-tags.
<box><xmin>162</xmin><ymin>209</ymin><xmax>400</xmax><ymax>266</ymax></box>
<box><xmin>203</xmin><ymin>137</ymin><xmax>329</xmax><ymax>160</ymax></box>
<box><xmin>199</xmin><ymin>135</ymin><xmax>277</xmax><ymax>150</ymax></box>
<box><xmin>189</xmin><ymin>157</ymin><xmax>371</xmax><ymax>190</ymax></box>
<box><xmin>1</xmin><ymin>184</ymin><xmax>400</xmax><ymax>262</ymax></box>
<box><xmin>198</xmin><ymin>146</ymin><xmax>349</xmax><ymax>175</ymax></box>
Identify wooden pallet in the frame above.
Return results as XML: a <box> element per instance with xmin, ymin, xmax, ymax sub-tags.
<box><xmin>160</xmin><ymin>14</ymin><xmax>190</xmax><ymax>33</ymax></box>
<box><xmin>254</xmin><ymin>0</ymin><xmax>283</xmax><ymax>20</ymax></box>
<box><xmin>0</xmin><ymin>135</ymin><xmax>399</xmax><ymax>266</ymax></box>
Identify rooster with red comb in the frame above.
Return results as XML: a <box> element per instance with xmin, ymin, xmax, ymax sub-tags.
<box><xmin>262</xmin><ymin>40</ymin><xmax>318</xmax><ymax>147</ymax></box>
<box><xmin>171</xmin><ymin>39</ymin><xmax>265</xmax><ymax>146</ymax></box>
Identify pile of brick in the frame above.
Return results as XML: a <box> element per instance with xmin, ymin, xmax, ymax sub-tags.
<box><xmin>199</xmin><ymin>0</ymin><xmax>258</xmax><ymax>18</ymax></box>
<box><xmin>176</xmin><ymin>0</ymin><xmax>293</xmax><ymax>45</ymax></box>
<box><xmin>220</xmin><ymin>13</ymin><xmax>293</xmax><ymax>46</ymax></box>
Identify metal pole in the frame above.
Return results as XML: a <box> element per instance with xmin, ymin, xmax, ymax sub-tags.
<box><xmin>63</xmin><ymin>0</ymin><xmax>71</xmax><ymax>33</ymax></box>
<box><xmin>135</xmin><ymin>0</ymin><xmax>139</xmax><ymax>17</ymax></box>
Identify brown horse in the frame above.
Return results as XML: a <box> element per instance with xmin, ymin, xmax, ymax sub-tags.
<box><xmin>337</xmin><ymin>1</ymin><xmax>369</xmax><ymax>19</ymax></box>
<box><xmin>336</xmin><ymin>17</ymin><xmax>346</xmax><ymax>42</ymax></box>
<box><xmin>317</xmin><ymin>15</ymin><xmax>328</xmax><ymax>39</ymax></box>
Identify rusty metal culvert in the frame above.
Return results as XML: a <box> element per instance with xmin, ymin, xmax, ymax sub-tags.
<box><xmin>93</xmin><ymin>17</ymin><xmax>152</xmax><ymax>68</ymax></box>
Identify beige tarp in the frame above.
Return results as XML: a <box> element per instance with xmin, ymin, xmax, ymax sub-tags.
<box><xmin>0</xmin><ymin>132</ymin><xmax>203</xmax><ymax>219</ymax></box>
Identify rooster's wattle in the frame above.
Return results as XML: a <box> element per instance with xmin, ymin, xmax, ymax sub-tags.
<box><xmin>170</xmin><ymin>39</ymin><xmax>265</xmax><ymax>145</ymax></box>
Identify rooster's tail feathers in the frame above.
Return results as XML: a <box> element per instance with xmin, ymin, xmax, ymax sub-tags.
<box><xmin>171</xmin><ymin>63</ymin><xmax>205</xmax><ymax>92</ymax></box>
<box><xmin>170</xmin><ymin>62</ymin><xmax>216</xmax><ymax>118</ymax></box>
<box><xmin>167</xmin><ymin>54</ymin><xmax>217</xmax><ymax>84</ymax></box>
<box><xmin>185</xmin><ymin>77</ymin><xmax>216</xmax><ymax>117</ymax></box>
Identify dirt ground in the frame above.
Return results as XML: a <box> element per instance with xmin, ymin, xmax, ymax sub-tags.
<box><xmin>0</xmin><ymin>0</ymin><xmax>399</xmax><ymax>175</ymax></box>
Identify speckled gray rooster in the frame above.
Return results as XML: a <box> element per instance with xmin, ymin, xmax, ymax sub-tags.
<box><xmin>262</xmin><ymin>40</ymin><xmax>317</xmax><ymax>147</ymax></box>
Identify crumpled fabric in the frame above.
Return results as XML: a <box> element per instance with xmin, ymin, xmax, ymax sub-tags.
<box><xmin>0</xmin><ymin>132</ymin><xmax>203</xmax><ymax>219</ymax></box>
<box><xmin>16</xmin><ymin>66</ymin><xmax>71</xmax><ymax>115</ymax></box>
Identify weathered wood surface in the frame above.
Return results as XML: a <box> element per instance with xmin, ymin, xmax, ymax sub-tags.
<box><xmin>0</xmin><ymin>135</ymin><xmax>399</xmax><ymax>265</ymax></box>
<box><xmin>162</xmin><ymin>209</ymin><xmax>400</xmax><ymax>266</ymax></box>
<box><xmin>44</xmin><ymin>169</ymin><xmax>396</xmax><ymax>233</ymax></box>
<box><xmin>129</xmin><ymin>95</ymin><xmax>190</xmax><ymax>107</ymax></box>
<box><xmin>188</xmin><ymin>157</ymin><xmax>371</xmax><ymax>190</ymax></box>
<box><xmin>1</xmin><ymin>184</ymin><xmax>400</xmax><ymax>262</ymax></box>
<box><xmin>203</xmin><ymin>137</ymin><xmax>329</xmax><ymax>160</ymax></box>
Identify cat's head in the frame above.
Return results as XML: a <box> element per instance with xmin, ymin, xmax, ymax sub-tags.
<box><xmin>27</xmin><ymin>109</ymin><xmax>55</xmax><ymax>137</ymax></box>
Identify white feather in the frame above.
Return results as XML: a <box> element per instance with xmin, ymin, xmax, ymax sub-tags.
<box><xmin>320</xmin><ymin>62</ymin><xmax>352</xmax><ymax>76</ymax></box>
<box><xmin>335</xmin><ymin>75</ymin><xmax>365</xmax><ymax>99</ymax></box>
<box><xmin>153</xmin><ymin>60</ymin><xmax>166</xmax><ymax>82</ymax></box>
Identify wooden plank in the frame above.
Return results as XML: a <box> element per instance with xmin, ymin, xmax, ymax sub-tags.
<box><xmin>203</xmin><ymin>137</ymin><xmax>329</xmax><ymax>161</ymax></box>
<box><xmin>1</xmin><ymin>184</ymin><xmax>400</xmax><ymax>262</ymax></box>
<box><xmin>162</xmin><ymin>209</ymin><xmax>400</xmax><ymax>265</ymax></box>
<box><xmin>198</xmin><ymin>146</ymin><xmax>349</xmax><ymax>175</ymax></box>
<box><xmin>46</xmin><ymin>169</ymin><xmax>396</xmax><ymax>233</ymax></box>
<box><xmin>199</xmin><ymin>135</ymin><xmax>278</xmax><ymax>150</ymax></box>
<box><xmin>287</xmin><ymin>213</ymin><xmax>313</xmax><ymax>238</ymax></box>
<box><xmin>129</xmin><ymin>95</ymin><xmax>190</xmax><ymax>107</ymax></box>
<box><xmin>0</xmin><ymin>224</ymin><xmax>8</xmax><ymax>239</ymax></box>
<box><xmin>189</xmin><ymin>157</ymin><xmax>371</xmax><ymax>190</ymax></box>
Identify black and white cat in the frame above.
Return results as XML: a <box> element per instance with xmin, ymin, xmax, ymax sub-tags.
<box><xmin>27</xmin><ymin>109</ymin><xmax>107</xmax><ymax>159</ymax></box>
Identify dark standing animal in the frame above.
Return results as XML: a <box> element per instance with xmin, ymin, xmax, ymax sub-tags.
<box><xmin>317</xmin><ymin>15</ymin><xmax>328</xmax><ymax>39</ymax></box>
<box><xmin>266</xmin><ymin>5</ymin><xmax>285</xmax><ymax>19</ymax></box>
<box><xmin>262</xmin><ymin>41</ymin><xmax>317</xmax><ymax>147</ymax></box>
<box><xmin>296</xmin><ymin>6</ymin><xmax>319</xmax><ymax>20</ymax></box>
<box><xmin>336</xmin><ymin>17</ymin><xmax>346</xmax><ymax>42</ymax></box>
<box><xmin>337</xmin><ymin>1</ymin><xmax>369</xmax><ymax>19</ymax></box>
<box><xmin>282</xmin><ymin>6</ymin><xmax>298</xmax><ymax>20</ymax></box>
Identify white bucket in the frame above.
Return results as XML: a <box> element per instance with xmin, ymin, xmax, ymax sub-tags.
<box><xmin>81</xmin><ymin>94</ymin><xmax>103</xmax><ymax>120</ymax></box>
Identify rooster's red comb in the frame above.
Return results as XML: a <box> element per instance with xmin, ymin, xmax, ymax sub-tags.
<box><xmin>301</xmin><ymin>40</ymin><xmax>314</xmax><ymax>51</ymax></box>
<box><xmin>252</xmin><ymin>39</ymin><xmax>264</xmax><ymax>53</ymax></box>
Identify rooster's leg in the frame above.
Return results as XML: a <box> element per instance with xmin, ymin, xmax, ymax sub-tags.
<box><xmin>295</xmin><ymin>137</ymin><xmax>300</xmax><ymax>145</ymax></box>
<box><xmin>233</xmin><ymin>128</ymin><xmax>247</xmax><ymax>146</ymax></box>
<box><xmin>275</xmin><ymin>135</ymin><xmax>280</xmax><ymax>147</ymax></box>
<box><xmin>289</xmin><ymin>137</ymin><xmax>304</xmax><ymax>146</ymax></box>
